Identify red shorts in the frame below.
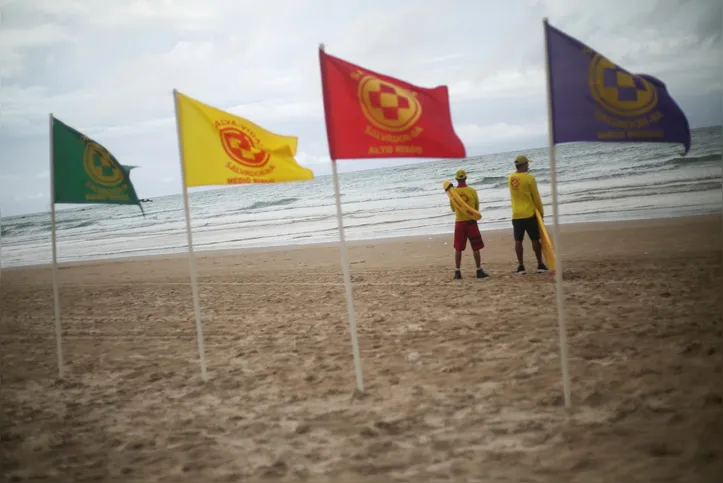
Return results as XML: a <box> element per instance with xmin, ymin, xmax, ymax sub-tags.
<box><xmin>454</xmin><ymin>220</ymin><xmax>484</xmax><ymax>251</ymax></box>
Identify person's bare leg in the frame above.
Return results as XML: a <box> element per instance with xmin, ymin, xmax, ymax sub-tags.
<box><xmin>515</xmin><ymin>240</ymin><xmax>524</xmax><ymax>265</ymax></box>
<box><xmin>473</xmin><ymin>249</ymin><xmax>481</xmax><ymax>269</ymax></box>
<box><xmin>531</xmin><ymin>240</ymin><xmax>543</xmax><ymax>265</ymax></box>
<box><xmin>455</xmin><ymin>250</ymin><xmax>463</xmax><ymax>269</ymax></box>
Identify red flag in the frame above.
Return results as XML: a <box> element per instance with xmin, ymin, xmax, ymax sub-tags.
<box><xmin>319</xmin><ymin>48</ymin><xmax>466</xmax><ymax>160</ymax></box>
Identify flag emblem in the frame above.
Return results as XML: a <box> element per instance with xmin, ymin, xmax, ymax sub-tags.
<box><xmin>220</xmin><ymin>126</ymin><xmax>271</xmax><ymax>169</ymax></box>
<box><xmin>357</xmin><ymin>75</ymin><xmax>422</xmax><ymax>133</ymax></box>
<box><xmin>589</xmin><ymin>55</ymin><xmax>658</xmax><ymax>118</ymax></box>
<box><xmin>83</xmin><ymin>142</ymin><xmax>125</xmax><ymax>188</ymax></box>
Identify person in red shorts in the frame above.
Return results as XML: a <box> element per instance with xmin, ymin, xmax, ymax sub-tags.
<box><xmin>450</xmin><ymin>169</ymin><xmax>489</xmax><ymax>280</ymax></box>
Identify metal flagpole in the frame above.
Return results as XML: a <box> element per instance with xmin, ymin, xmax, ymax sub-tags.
<box><xmin>49</xmin><ymin>113</ymin><xmax>65</xmax><ymax>379</ymax></box>
<box><xmin>319</xmin><ymin>42</ymin><xmax>364</xmax><ymax>393</ymax></box>
<box><xmin>331</xmin><ymin>159</ymin><xmax>364</xmax><ymax>393</ymax></box>
<box><xmin>543</xmin><ymin>18</ymin><xmax>571</xmax><ymax>409</ymax></box>
<box><xmin>172</xmin><ymin>89</ymin><xmax>208</xmax><ymax>382</ymax></box>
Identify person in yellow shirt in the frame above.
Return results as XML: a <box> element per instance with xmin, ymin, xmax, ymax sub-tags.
<box><xmin>450</xmin><ymin>169</ymin><xmax>489</xmax><ymax>280</ymax></box>
<box><xmin>508</xmin><ymin>155</ymin><xmax>548</xmax><ymax>275</ymax></box>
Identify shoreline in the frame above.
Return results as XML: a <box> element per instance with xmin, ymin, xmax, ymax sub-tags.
<box><xmin>1</xmin><ymin>123</ymin><xmax>720</xmax><ymax>222</ymax></box>
<box><xmin>3</xmin><ymin>213</ymin><xmax>720</xmax><ymax>273</ymax></box>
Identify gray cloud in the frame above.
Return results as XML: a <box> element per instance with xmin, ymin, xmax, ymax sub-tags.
<box><xmin>0</xmin><ymin>0</ymin><xmax>720</xmax><ymax>216</ymax></box>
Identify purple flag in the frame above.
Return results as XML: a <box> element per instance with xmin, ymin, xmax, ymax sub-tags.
<box><xmin>544</xmin><ymin>20</ymin><xmax>691</xmax><ymax>154</ymax></box>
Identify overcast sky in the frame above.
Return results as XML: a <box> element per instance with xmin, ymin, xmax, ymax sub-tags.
<box><xmin>1</xmin><ymin>0</ymin><xmax>721</xmax><ymax>216</ymax></box>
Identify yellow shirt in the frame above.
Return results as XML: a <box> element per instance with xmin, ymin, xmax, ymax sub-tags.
<box><xmin>508</xmin><ymin>172</ymin><xmax>543</xmax><ymax>219</ymax></box>
<box><xmin>450</xmin><ymin>185</ymin><xmax>479</xmax><ymax>222</ymax></box>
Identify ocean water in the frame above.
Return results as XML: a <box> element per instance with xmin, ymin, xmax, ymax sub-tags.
<box><xmin>1</xmin><ymin>126</ymin><xmax>721</xmax><ymax>268</ymax></box>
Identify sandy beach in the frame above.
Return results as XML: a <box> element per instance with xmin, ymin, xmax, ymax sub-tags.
<box><xmin>1</xmin><ymin>215</ymin><xmax>722</xmax><ymax>482</ymax></box>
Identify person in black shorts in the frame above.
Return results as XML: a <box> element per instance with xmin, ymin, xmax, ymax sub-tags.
<box><xmin>508</xmin><ymin>155</ymin><xmax>547</xmax><ymax>274</ymax></box>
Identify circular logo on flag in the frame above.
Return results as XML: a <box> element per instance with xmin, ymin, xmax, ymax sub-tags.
<box><xmin>357</xmin><ymin>75</ymin><xmax>422</xmax><ymax>133</ymax></box>
<box><xmin>220</xmin><ymin>127</ymin><xmax>270</xmax><ymax>168</ymax></box>
<box><xmin>589</xmin><ymin>54</ymin><xmax>658</xmax><ymax>118</ymax></box>
<box><xmin>83</xmin><ymin>142</ymin><xmax>124</xmax><ymax>187</ymax></box>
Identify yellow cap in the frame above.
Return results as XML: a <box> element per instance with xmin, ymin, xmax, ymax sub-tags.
<box><xmin>455</xmin><ymin>169</ymin><xmax>467</xmax><ymax>180</ymax></box>
<box><xmin>515</xmin><ymin>155</ymin><xmax>531</xmax><ymax>165</ymax></box>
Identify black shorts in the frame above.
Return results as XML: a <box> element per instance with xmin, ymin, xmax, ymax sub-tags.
<box><xmin>512</xmin><ymin>216</ymin><xmax>540</xmax><ymax>242</ymax></box>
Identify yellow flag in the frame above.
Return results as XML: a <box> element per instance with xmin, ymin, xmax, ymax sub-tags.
<box><xmin>175</xmin><ymin>91</ymin><xmax>314</xmax><ymax>187</ymax></box>
<box><xmin>535</xmin><ymin>209</ymin><xmax>557</xmax><ymax>273</ymax></box>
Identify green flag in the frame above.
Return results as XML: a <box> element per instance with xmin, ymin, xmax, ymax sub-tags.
<box><xmin>51</xmin><ymin>116</ymin><xmax>143</xmax><ymax>210</ymax></box>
